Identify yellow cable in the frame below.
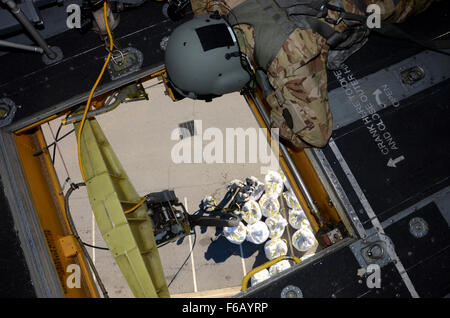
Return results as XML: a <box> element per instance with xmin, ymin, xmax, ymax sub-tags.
<box><xmin>77</xmin><ymin>1</ymin><xmax>113</xmax><ymax>183</ymax></box>
<box><xmin>77</xmin><ymin>2</ymin><xmax>146</xmax><ymax>214</ymax></box>
<box><xmin>124</xmin><ymin>196</ymin><xmax>147</xmax><ymax>214</ymax></box>
<box><xmin>241</xmin><ymin>255</ymin><xmax>301</xmax><ymax>291</ymax></box>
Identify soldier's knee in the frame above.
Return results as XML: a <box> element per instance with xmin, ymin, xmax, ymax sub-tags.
<box><xmin>311</xmin><ymin>131</ymin><xmax>332</xmax><ymax>148</ymax></box>
<box><xmin>298</xmin><ymin>116</ymin><xmax>333</xmax><ymax>148</ymax></box>
<box><xmin>315</xmin><ymin>133</ymin><xmax>332</xmax><ymax>148</ymax></box>
<box><xmin>299</xmin><ymin>127</ymin><xmax>332</xmax><ymax>148</ymax></box>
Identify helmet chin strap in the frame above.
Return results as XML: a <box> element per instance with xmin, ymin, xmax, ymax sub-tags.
<box><xmin>238</xmin><ymin>52</ymin><xmax>257</xmax><ymax>93</ymax></box>
<box><xmin>241</xmin><ymin>53</ymin><xmax>255</xmax><ymax>75</ymax></box>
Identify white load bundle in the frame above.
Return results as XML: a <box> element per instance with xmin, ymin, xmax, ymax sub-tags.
<box><xmin>264</xmin><ymin>238</ymin><xmax>288</xmax><ymax>260</ymax></box>
<box><xmin>264</xmin><ymin>170</ymin><xmax>284</xmax><ymax>198</ymax></box>
<box><xmin>292</xmin><ymin>226</ymin><xmax>317</xmax><ymax>252</ymax></box>
<box><xmin>250</xmin><ymin>269</ymin><xmax>270</xmax><ymax>286</ymax></box>
<box><xmin>288</xmin><ymin>208</ymin><xmax>308</xmax><ymax>230</ymax></box>
<box><xmin>264</xmin><ymin>182</ymin><xmax>283</xmax><ymax>198</ymax></box>
<box><xmin>264</xmin><ymin>170</ymin><xmax>284</xmax><ymax>184</ymax></box>
<box><xmin>259</xmin><ymin>193</ymin><xmax>280</xmax><ymax>218</ymax></box>
<box><xmin>241</xmin><ymin>200</ymin><xmax>262</xmax><ymax>225</ymax></box>
<box><xmin>277</xmin><ymin>169</ymin><xmax>288</xmax><ymax>184</ymax></box>
<box><xmin>223</xmin><ymin>222</ymin><xmax>247</xmax><ymax>245</ymax></box>
<box><xmin>283</xmin><ymin>191</ymin><xmax>301</xmax><ymax>210</ymax></box>
<box><xmin>269</xmin><ymin>260</ymin><xmax>291</xmax><ymax>276</ymax></box>
<box><xmin>246</xmin><ymin>221</ymin><xmax>270</xmax><ymax>244</ymax></box>
<box><xmin>265</xmin><ymin>214</ymin><xmax>288</xmax><ymax>239</ymax></box>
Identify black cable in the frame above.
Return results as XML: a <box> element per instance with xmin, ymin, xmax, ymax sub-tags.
<box><xmin>167</xmin><ymin>228</ymin><xmax>197</xmax><ymax>288</ymax></box>
<box><xmin>33</xmin><ymin>107</ymin><xmax>76</xmax><ymax>158</ymax></box>
<box><xmin>55</xmin><ymin>128</ymin><xmax>75</xmax><ymax>144</ymax></box>
<box><xmin>51</xmin><ymin>108</ymin><xmax>78</xmax><ymax>163</ymax></box>
<box><xmin>33</xmin><ymin>128</ymin><xmax>75</xmax><ymax>158</ymax></box>
<box><xmin>64</xmin><ymin>182</ymin><xmax>109</xmax><ymax>298</ymax></box>
<box><xmin>51</xmin><ymin>123</ymin><xmax>63</xmax><ymax>164</ymax></box>
<box><xmin>52</xmin><ymin>106</ymin><xmax>80</xmax><ymax>162</ymax></box>
<box><xmin>82</xmin><ymin>242</ymin><xmax>109</xmax><ymax>251</ymax></box>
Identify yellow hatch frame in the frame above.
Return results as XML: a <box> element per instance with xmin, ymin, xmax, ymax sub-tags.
<box><xmin>15</xmin><ymin>129</ymin><xmax>99</xmax><ymax>298</ymax></box>
<box><xmin>10</xmin><ymin>68</ymin><xmax>345</xmax><ymax>298</ymax></box>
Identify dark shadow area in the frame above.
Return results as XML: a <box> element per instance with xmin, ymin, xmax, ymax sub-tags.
<box><xmin>204</xmin><ymin>235</ymin><xmax>241</xmax><ymax>263</ymax></box>
<box><xmin>203</xmin><ymin>233</ymin><xmax>267</xmax><ymax>265</ymax></box>
<box><xmin>242</xmin><ymin>241</ymin><xmax>268</xmax><ymax>268</ymax></box>
<box><xmin>0</xmin><ymin>181</ymin><xmax>36</xmax><ymax>297</ymax></box>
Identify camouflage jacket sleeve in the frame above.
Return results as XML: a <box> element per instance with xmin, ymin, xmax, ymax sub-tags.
<box><xmin>264</xmin><ymin>0</ymin><xmax>433</xmax><ymax>148</ymax></box>
<box><xmin>265</xmin><ymin>29</ymin><xmax>332</xmax><ymax>148</ymax></box>
<box><xmin>188</xmin><ymin>0</ymin><xmax>435</xmax><ymax>149</ymax></box>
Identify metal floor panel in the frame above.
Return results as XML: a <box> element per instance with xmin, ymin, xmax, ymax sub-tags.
<box><xmin>326</xmin><ymin>79</ymin><xmax>450</xmax><ymax>225</ymax></box>
<box><xmin>1</xmin><ymin>0</ymin><xmax>449</xmax><ymax>299</ymax></box>
<box><xmin>384</xmin><ymin>202</ymin><xmax>450</xmax><ymax>298</ymax></box>
<box><xmin>0</xmin><ymin>1</ymin><xmax>191</xmax><ymax>129</ymax></box>
<box><xmin>0</xmin><ymin>180</ymin><xmax>36</xmax><ymax>298</ymax></box>
<box><xmin>236</xmin><ymin>239</ymin><xmax>412</xmax><ymax>298</ymax></box>
<box><xmin>326</xmin><ymin>1</ymin><xmax>450</xmax><ymax>92</ymax></box>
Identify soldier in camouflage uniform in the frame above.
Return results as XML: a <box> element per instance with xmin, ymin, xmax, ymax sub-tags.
<box><xmin>187</xmin><ymin>0</ymin><xmax>435</xmax><ymax>149</ymax></box>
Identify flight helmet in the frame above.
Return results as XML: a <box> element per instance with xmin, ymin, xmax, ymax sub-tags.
<box><xmin>164</xmin><ymin>13</ymin><xmax>251</xmax><ymax>101</ymax></box>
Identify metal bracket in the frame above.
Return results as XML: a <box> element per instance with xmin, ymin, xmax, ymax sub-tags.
<box><xmin>349</xmin><ymin>230</ymin><xmax>394</xmax><ymax>269</ymax></box>
<box><xmin>0</xmin><ymin>97</ymin><xmax>17</xmax><ymax>128</ymax></box>
<box><xmin>42</xmin><ymin>46</ymin><xmax>63</xmax><ymax>65</ymax></box>
<box><xmin>281</xmin><ymin>285</ymin><xmax>303</xmax><ymax>298</ymax></box>
<box><xmin>106</xmin><ymin>47</ymin><xmax>144</xmax><ymax>81</ymax></box>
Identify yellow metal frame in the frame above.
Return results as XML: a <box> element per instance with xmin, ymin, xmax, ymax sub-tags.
<box><xmin>10</xmin><ymin>65</ymin><xmax>348</xmax><ymax>298</ymax></box>
<box><xmin>14</xmin><ymin>128</ymin><xmax>99</xmax><ymax>298</ymax></box>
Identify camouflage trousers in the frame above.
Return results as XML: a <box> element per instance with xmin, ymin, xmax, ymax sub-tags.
<box><xmin>190</xmin><ymin>0</ymin><xmax>436</xmax><ymax>148</ymax></box>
